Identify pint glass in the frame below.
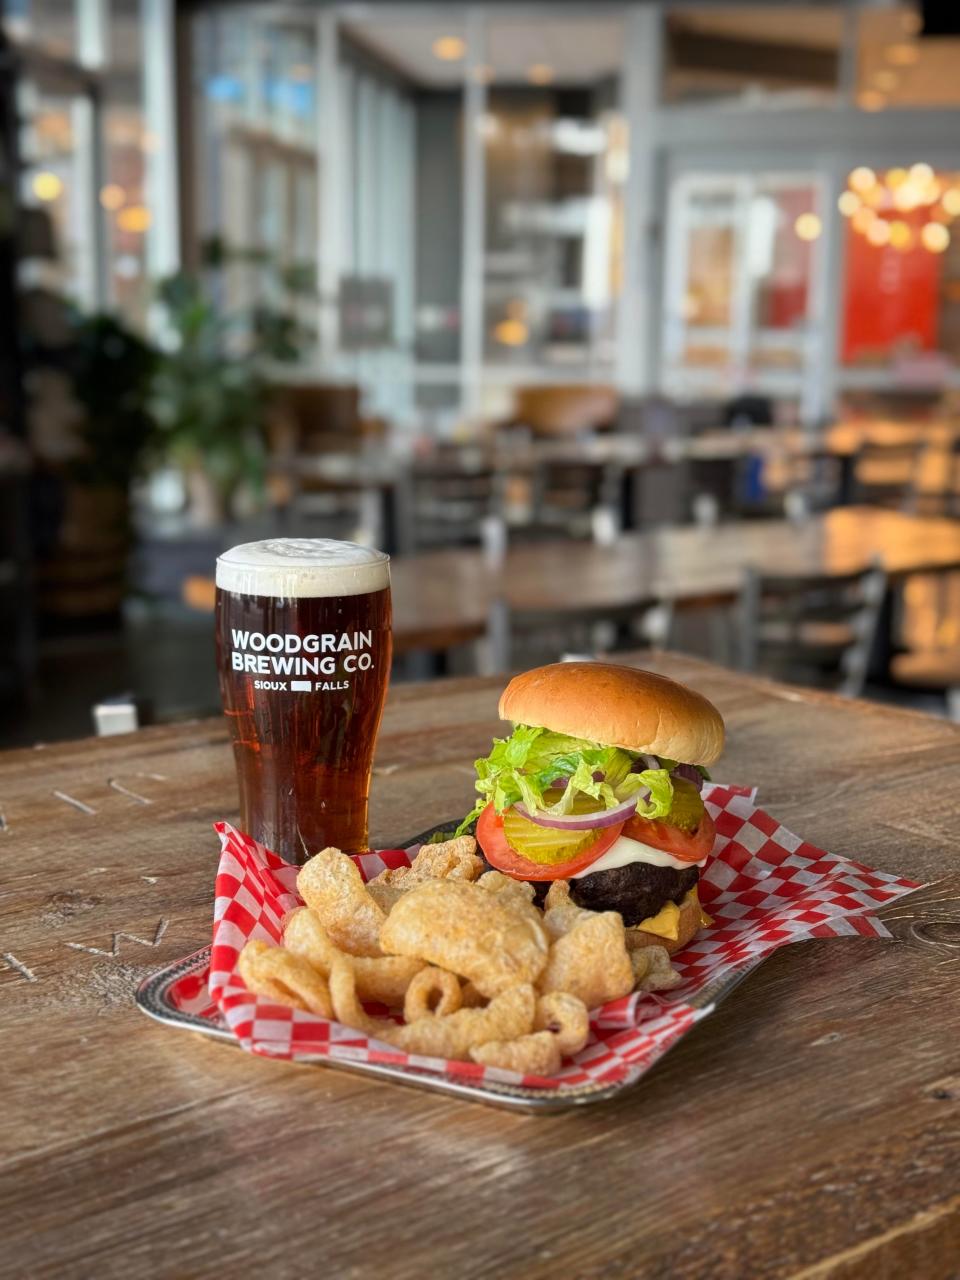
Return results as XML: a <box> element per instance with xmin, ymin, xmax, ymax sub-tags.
<box><xmin>215</xmin><ymin>539</ymin><xmax>392</xmax><ymax>861</ymax></box>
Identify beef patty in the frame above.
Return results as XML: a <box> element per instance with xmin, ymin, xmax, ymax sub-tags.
<box><xmin>479</xmin><ymin>855</ymin><xmax>699</xmax><ymax>927</ymax></box>
<box><xmin>569</xmin><ymin>859</ymin><xmax>699</xmax><ymax>927</ymax></box>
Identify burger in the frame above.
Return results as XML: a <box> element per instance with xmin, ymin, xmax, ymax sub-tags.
<box><xmin>456</xmin><ymin>662</ymin><xmax>724</xmax><ymax>953</ymax></box>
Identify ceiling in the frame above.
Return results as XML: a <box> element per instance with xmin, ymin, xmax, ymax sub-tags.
<box><xmin>341</xmin><ymin>15</ymin><xmax>626</xmax><ymax>87</ymax></box>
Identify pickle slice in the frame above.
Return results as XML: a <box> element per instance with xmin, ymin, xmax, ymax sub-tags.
<box><xmin>665</xmin><ymin>777</ymin><xmax>705</xmax><ymax>833</ymax></box>
<box><xmin>502</xmin><ymin>807</ymin><xmax>602</xmax><ymax>865</ymax></box>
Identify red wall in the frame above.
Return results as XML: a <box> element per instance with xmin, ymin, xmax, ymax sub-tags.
<box><xmin>842</xmin><ymin>215</ymin><xmax>942</xmax><ymax>364</ymax></box>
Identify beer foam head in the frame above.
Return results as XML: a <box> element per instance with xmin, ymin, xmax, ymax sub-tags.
<box><xmin>216</xmin><ymin>539</ymin><xmax>390</xmax><ymax>599</ymax></box>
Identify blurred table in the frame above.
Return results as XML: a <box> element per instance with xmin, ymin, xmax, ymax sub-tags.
<box><xmin>186</xmin><ymin>508</ymin><xmax>960</xmax><ymax>658</ymax></box>
<box><xmin>274</xmin><ymin>420</ymin><xmax>960</xmax><ymax>547</ymax></box>
<box><xmin>1</xmin><ymin>654</ymin><xmax>957</xmax><ymax>1277</ymax></box>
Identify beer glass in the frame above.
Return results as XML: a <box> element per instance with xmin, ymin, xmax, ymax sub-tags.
<box><xmin>215</xmin><ymin>539</ymin><xmax>392</xmax><ymax>861</ymax></box>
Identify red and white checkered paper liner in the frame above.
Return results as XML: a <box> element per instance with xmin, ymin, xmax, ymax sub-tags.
<box><xmin>187</xmin><ymin>783</ymin><xmax>921</xmax><ymax>1092</ymax></box>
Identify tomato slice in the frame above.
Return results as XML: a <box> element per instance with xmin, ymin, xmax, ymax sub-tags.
<box><xmin>476</xmin><ymin>804</ymin><xmax>625</xmax><ymax>880</ymax></box>
<box><xmin>622</xmin><ymin>808</ymin><xmax>716</xmax><ymax>863</ymax></box>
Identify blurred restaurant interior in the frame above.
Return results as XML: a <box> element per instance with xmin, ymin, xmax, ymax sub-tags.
<box><xmin>3</xmin><ymin>0</ymin><xmax>960</xmax><ymax>746</ymax></box>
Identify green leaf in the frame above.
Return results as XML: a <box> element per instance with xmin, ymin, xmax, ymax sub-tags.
<box><xmin>615</xmin><ymin>768</ymin><xmax>674</xmax><ymax>819</ymax></box>
<box><xmin>461</xmin><ymin>725</ymin><xmax>676</xmax><ymax>824</ymax></box>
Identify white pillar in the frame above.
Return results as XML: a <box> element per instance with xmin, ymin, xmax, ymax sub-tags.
<box><xmin>810</xmin><ymin>154</ymin><xmax>846</xmax><ymax>425</ymax></box>
<box><xmin>317</xmin><ymin>8</ymin><xmax>342</xmax><ymax>370</ymax></box>
<box><xmin>459</xmin><ymin>7</ymin><xmax>487</xmax><ymax>419</ymax></box>
<box><xmin>141</xmin><ymin>0</ymin><xmax>180</xmax><ymax>281</ymax></box>
<box><xmin>616</xmin><ymin>4</ymin><xmax>663</xmax><ymax>396</ymax></box>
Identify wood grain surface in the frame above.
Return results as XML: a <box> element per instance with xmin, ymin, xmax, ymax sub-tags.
<box><xmin>1</xmin><ymin>654</ymin><xmax>958</xmax><ymax>1279</ymax></box>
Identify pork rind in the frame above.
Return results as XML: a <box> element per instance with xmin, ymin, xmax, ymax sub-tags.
<box><xmin>237</xmin><ymin>939</ymin><xmax>333</xmax><ymax>1017</ymax></box>
<box><xmin>539</xmin><ymin>911</ymin><xmax>634</xmax><ymax>1010</ymax></box>
<box><xmin>471</xmin><ymin>1031</ymin><xmax>561</xmax><ymax>1076</ymax></box>
<box><xmin>542</xmin><ymin>879</ymin><xmax>593</xmax><ymax>940</ymax></box>
<box><xmin>328</xmin><ymin>958</ymin><xmax>535</xmax><ymax>1058</ymax></box>
<box><xmin>535</xmin><ymin>991</ymin><xmax>590</xmax><ymax>1057</ymax></box>
<box><xmin>365</xmin><ymin>881</ymin><xmax>408</xmax><ymax>915</ymax></box>
<box><xmin>478</xmin><ymin>871</ymin><xmax>540</xmax><ymax>922</ymax></box>
<box><xmin>283</xmin><ymin>907</ymin><xmax>423</xmax><ymax>1005</ymax></box>
<box><xmin>460</xmin><ymin>981</ymin><xmax>486</xmax><ymax>1008</ymax></box>
<box><xmin>379</xmin><ymin>880</ymin><xmax>549</xmax><ymax>998</ymax></box>
<box><xmin>631</xmin><ymin>944</ymin><xmax>683</xmax><ymax>993</ymax></box>
<box><xmin>403</xmin><ymin>966</ymin><xmax>463</xmax><ymax>1021</ymax></box>
<box><xmin>369</xmin><ymin>836</ymin><xmax>484</xmax><ymax>896</ymax></box>
<box><xmin>297</xmin><ymin>848</ymin><xmax>386</xmax><ymax>957</ymax></box>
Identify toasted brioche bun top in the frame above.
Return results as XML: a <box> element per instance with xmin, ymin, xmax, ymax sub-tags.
<box><xmin>498</xmin><ymin>662</ymin><xmax>724</xmax><ymax>766</ymax></box>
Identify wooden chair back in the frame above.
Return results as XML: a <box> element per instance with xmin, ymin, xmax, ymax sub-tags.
<box><xmin>739</xmin><ymin>562</ymin><xmax>886</xmax><ymax>697</ymax></box>
<box><xmin>487</xmin><ymin>595</ymin><xmax>673</xmax><ymax>674</ymax></box>
<box><xmin>853</xmin><ymin>440</ymin><xmax>925</xmax><ymax>509</ymax></box>
<box><xmin>510</xmin><ymin>384</ymin><xmax>618</xmax><ymax>437</ymax></box>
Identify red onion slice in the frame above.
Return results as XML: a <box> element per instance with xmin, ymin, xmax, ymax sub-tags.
<box><xmin>514</xmin><ymin>794</ymin><xmax>642</xmax><ymax>830</ymax></box>
<box><xmin>672</xmin><ymin>763</ymin><xmax>704</xmax><ymax>791</ymax></box>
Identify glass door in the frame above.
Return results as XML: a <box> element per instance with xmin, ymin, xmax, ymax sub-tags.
<box><xmin>16</xmin><ymin>55</ymin><xmax>102</xmax><ymax>313</ymax></box>
<box><xmin>662</xmin><ymin>171</ymin><xmax>825</xmax><ymax>408</ymax></box>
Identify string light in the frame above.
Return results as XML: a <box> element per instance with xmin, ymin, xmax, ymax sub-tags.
<box><xmin>857</xmin><ymin>91</ymin><xmax>886</xmax><ymax>112</ymax></box>
<box><xmin>432</xmin><ymin>36</ymin><xmax>465</xmax><ymax>61</ymax></box>
<box><xmin>116</xmin><ymin>205</ymin><xmax>152</xmax><ymax>232</ymax></box>
<box><xmin>841</xmin><ymin>165</ymin><xmax>959</xmax><ymax>251</ymax></box>
<box><xmin>99</xmin><ymin>183</ymin><xmax>125</xmax><ymax>211</ymax></box>
<box><xmin>32</xmin><ymin>171</ymin><xmax>63</xmax><ymax>201</ymax></box>
<box><xmin>848</xmin><ymin>167</ymin><xmax>876</xmax><ymax>194</ymax></box>
<box><xmin>885</xmin><ymin>43</ymin><xmax>920</xmax><ymax>66</ymax></box>
<box><xmin>920</xmin><ymin>223</ymin><xmax>950</xmax><ymax>254</ymax></box>
<box><xmin>794</xmin><ymin>213</ymin><xmax>822</xmax><ymax>242</ymax></box>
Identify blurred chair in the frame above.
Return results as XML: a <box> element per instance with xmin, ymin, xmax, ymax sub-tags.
<box><xmin>888</xmin><ymin>649</ymin><xmax>960</xmax><ymax>723</ymax></box>
<box><xmin>723</xmin><ymin>393</ymin><xmax>774</xmax><ymax>428</ymax></box>
<box><xmin>520</xmin><ymin>459</ymin><xmax>618</xmax><ymax>541</ymax></box>
<box><xmin>0</xmin><ymin>445</ymin><xmax>35</xmax><ymax>699</ymax></box>
<box><xmin>738</xmin><ymin>563</ymin><xmax>886</xmax><ymax>697</ymax></box>
<box><xmin>407</xmin><ymin>463</ymin><xmax>504</xmax><ymax>550</ymax></box>
<box><xmin>267</xmin><ymin>382</ymin><xmax>388</xmax><ymax>540</ymax></box>
<box><xmin>852</xmin><ymin>440</ymin><xmax>925</xmax><ymax>509</ymax></box>
<box><xmin>780</xmin><ymin>447</ymin><xmax>845</xmax><ymax>517</ymax></box>
<box><xmin>487</xmin><ymin>595</ymin><xmax>673</xmax><ymax>674</ymax></box>
<box><xmin>506</xmin><ymin>384</ymin><xmax>618</xmax><ymax>438</ymax></box>
<box><xmin>268</xmin><ymin>382</ymin><xmax>386</xmax><ymax>456</ymax></box>
<box><xmin>912</xmin><ymin>435</ymin><xmax>960</xmax><ymax>517</ymax></box>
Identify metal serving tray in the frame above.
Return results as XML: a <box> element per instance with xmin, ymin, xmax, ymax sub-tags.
<box><xmin>135</xmin><ymin>820</ymin><xmax>763</xmax><ymax>1113</ymax></box>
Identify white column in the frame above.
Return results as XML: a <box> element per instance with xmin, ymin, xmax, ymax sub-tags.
<box><xmin>77</xmin><ymin>0</ymin><xmax>107</xmax><ymax>69</ymax></box>
<box><xmin>141</xmin><ymin>0</ymin><xmax>180</xmax><ymax>281</ymax></box>
<box><xmin>616</xmin><ymin>3</ymin><xmax>663</xmax><ymax>395</ymax></box>
<box><xmin>317</xmin><ymin>7</ymin><xmax>342</xmax><ymax>370</ymax></box>
<box><xmin>459</xmin><ymin>7</ymin><xmax>487</xmax><ymax>419</ymax></box>
<box><xmin>810</xmin><ymin>154</ymin><xmax>846</xmax><ymax>425</ymax></box>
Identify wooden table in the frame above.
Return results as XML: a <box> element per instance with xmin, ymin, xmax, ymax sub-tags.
<box><xmin>186</xmin><ymin>507</ymin><xmax>960</xmax><ymax>658</ymax></box>
<box><xmin>2</xmin><ymin>654</ymin><xmax>958</xmax><ymax>1278</ymax></box>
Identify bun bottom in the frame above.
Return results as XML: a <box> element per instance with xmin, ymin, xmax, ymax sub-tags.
<box><xmin>625</xmin><ymin>889</ymin><xmax>704</xmax><ymax>955</ymax></box>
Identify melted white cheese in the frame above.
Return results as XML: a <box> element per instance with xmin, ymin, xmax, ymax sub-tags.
<box><xmin>571</xmin><ymin>833</ymin><xmax>707</xmax><ymax>877</ymax></box>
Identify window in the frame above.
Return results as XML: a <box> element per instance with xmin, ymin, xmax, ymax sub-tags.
<box><xmin>479</xmin><ymin>13</ymin><xmax>624</xmax><ymax>374</ymax></box>
<box><xmin>663</xmin><ymin>173</ymin><xmax>823</xmax><ymax>397</ymax></box>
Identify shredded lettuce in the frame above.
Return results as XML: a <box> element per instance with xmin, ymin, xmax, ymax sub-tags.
<box><xmin>455</xmin><ymin>725</ymin><xmax>676</xmax><ymax>835</ymax></box>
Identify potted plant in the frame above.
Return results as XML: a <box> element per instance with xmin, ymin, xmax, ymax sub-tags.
<box><xmin>148</xmin><ymin>245</ymin><xmax>314</xmax><ymax>527</ymax></box>
<box><xmin>34</xmin><ymin>311</ymin><xmax>158</xmax><ymax>621</ymax></box>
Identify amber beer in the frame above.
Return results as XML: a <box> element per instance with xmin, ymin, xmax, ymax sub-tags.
<box><xmin>215</xmin><ymin>539</ymin><xmax>392</xmax><ymax>861</ymax></box>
